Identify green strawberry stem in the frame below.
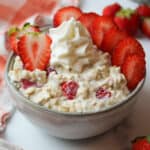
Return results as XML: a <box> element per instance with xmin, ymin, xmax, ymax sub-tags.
<box><xmin>116</xmin><ymin>8</ymin><xmax>135</xmax><ymax>18</ymax></box>
<box><xmin>147</xmin><ymin>136</ymin><xmax>150</xmax><ymax>143</ymax></box>
<box><xmin>23</xmin><ymin>22</ymin><xmax>31</xmax><ymax>29</ymax></box>
<box><xmin>8</xmin><ymin>27</ymin><xmax>19</xmax><ymax>36</ymax></box>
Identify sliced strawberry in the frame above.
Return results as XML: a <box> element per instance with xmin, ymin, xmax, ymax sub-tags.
<box><xmin>121</xmin><ymin>54</ymin><xmax>146</xmax><ymax>90</ymax></box>
<box><xmin>78</xmin><ymin>12</ymin><xmax>99</xmax><ymax>33</ymax></box>
<box><xmin>91</xmin><ymin>16</ymin><xmax>117</xmax><ymax>48</ymax></box>
<box><xmin>18</xmin><ymin>23</ymin><xmax>40</xmax><ymax>37</ymax></box>
<box><xmin>0</xmin><ymin>55</ymin><xmax>6</xmax><ymax>89</ymax></box>
<box><xmin>61</xmin><ymin>81</ymin><xmax>79</xmax><ymax>100</ymax></box>
<box><xmin>114</xmin><ymin>8</ymin><xmax>140</xmax><ymax>36</ymax></box>
<box><xmin>21</xmin><ymin>79</ymin><xmax>37</xmax><ymax>89</ymax></box>
<box><xmin>101</xmin><ymin>28</ymin><xmax>128</xmax><ymax>54</ymax></box>
<box><xmin>102</xmin><ymin>3</ymin><xmax>121</xmax><ymax>17</ymax></box>
<box><xmin>5</xmin><ymin>23</ymin><xmax>40</xmax><ymax>54</ymax></box>
<box><xmin>112</xmin><ymin>37</ymin><xmax>145</xmax><ymax>66</ymax></box>
<box><xmin>136</xmin><ymin>5</ymin><xmax>150</xmax><ymax>17</ymax></box>
<box><xmin>18</xmin><ymin>33</ymin><xmax>51</xmax><ymax>71</ymax></box>
<box><xmin>96</xmin><ymin>87</ymin><xmax>111</xmax><ymax>99</ymax></box>
<box><xmin>53</xmin><ymin>6</ymin><xmax>82</xmax><ymax>27</ymax></box>
<box><xmin>132</xmin><ymin>136</ymin><xmax>150</xmax><ymax>150</ymax></box>
<box><xmin>5</xmin><ymin>27</ymin><xmax>19</xmax><ymax>53</ymax></box>
<box><xmin>141</xmin><ymin>17</ymin><xmax>150</xmax><ymax>38</ymax></box>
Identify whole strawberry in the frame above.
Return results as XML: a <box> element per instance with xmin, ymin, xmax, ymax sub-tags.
<box><xmin>136</xmin><ymin>5</ymin><xmax>150</xmax><ymax>17</ymax></box>
<box><xmin>132</xmin><ymin>136</ymin><xmax>150</xmax><ymax>150</ymax></box>
<box><xmin>114</xmin><ymin>8</ymin><xmax>140</xmax><ymax>36</ymax></box>
<box><xmin>102</xmin><ymin>3</ymin><xmax>121</xmax><ymax>17</ymax></box>
<box><xmin>141</xmin><ymin>17</ymin><xmax>150</xmax><ymax>37</ymax></box>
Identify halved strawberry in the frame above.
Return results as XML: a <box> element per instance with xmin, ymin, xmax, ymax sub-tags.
<box><xmin>5</xmin><ymin>27</ymin><xmax>19</xmax><ymax>53</ymax></box>
<box><xmin>17</xmin><ymin>23</ymin><xmax>40</xmax><ymax>38</ymax></box>
<box><xmin>121</xmin><ymin>54</ymin><xmax>146</xmax><ymax>90</ymax></box>
<box><xmin>141</xmin><ymin>17</ymin><xmax>150</xmax><ymax>38</ymax></box>
<box><xmin>101</xmin><ymin>28</ymin><xmax>128</xmax><ymax>54</ymax></box>
<box><xmin>91</xmin><ymin>16</ymin><xmax>117</xmax><ymax>48</ymax></box>
<box><xmin>136</xmin><ymin>5</ymin><xmax>150</xmax><ymax>17</ymax></box>
<box><xmin>114</xmin><ymin>8</ymin><xmax>140</xmax><ymax>36</ymax></box>
<box><xmin>5</xmin><ymin>23</ymin><xmax>40</xmax><ymax>54</ymax></box>
<box><xmin>18</xmin><ymin>33</ymin><xmax>51</xmax><ymax>71</ymax></box>
<box><xmin>0</xmin><ymin>55</ymin><xmax>6</xmax><ymax>89</ymax></box>
<box><xmin>53</xmin><ymin>6</ymin><xmax>82</xmax><ymax>27</ymax></box>
<box><xmin>78</xmin><ymin>12</ymin><xmax>99</xmax><ymax>33</ymax></box>
<box><xmin>102</xmin><ymin>3</ymin><xmax>121</xmax><ymax>17</ymax></box>
<box><xmin>112</xmin><ymin>37</ymin><xmax>145</xmax><ymax>66</ymax></box>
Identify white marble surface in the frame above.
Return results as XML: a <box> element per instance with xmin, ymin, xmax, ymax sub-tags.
<box><xmin>0</xmin><ymin>0</ymin><xmax>150</xmax><ymax>149</ymax></box>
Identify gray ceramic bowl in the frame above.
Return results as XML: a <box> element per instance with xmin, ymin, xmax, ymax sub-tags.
<box><xmin>5</xmin><ymin>53</ymin><xmax>145</xmax><ymax>139</ymax></box>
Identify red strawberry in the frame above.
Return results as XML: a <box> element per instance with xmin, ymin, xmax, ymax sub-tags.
<box><xmin>141</xmin><ymin>17</ymin><xmax>150</xmax><ymax>37</ymax></box>
<box><xmin>136</xmin><ymin>5</ymin><xmax>150</xmax><ymax>17</ymax></box>
<box><xmin>91</xmin><ymin>16</ymin><xmax>117</xmax><ymax>48</ymax></box>
<box><xmin>21</xmin><ymin>79</ymin><xmax>37</xmax><ymax>89</ymax></box>
<box><xmin>78</xmin><ymin>12</ymin><xmax>99</xmax><ymax>33</ymax></box>
<box><xmin>121</xmin><ymin>54</ymin><xmax>145</xmax><ymax>90</ymax></box>
<box><xmin>132</xmin><ymin>136</ymin><xmax>150</xmax><ymax>150</ymax></box>
<box><xmin>18</xmin><ymin>33</ymin><xmax>51</xmax><ymax>71</ymax></box>
<box><xmin>112</xmin><ymin>37</ymin><xmax>145</xmax><ymax>66</ymax></box>
<box><xmin>53</xmin><ymin>6</ymin><xmax>82</xmax><ymax>27</ymax></box>
<box><xmin>102</xmin><ymin>3</ymin><xmax>121</xmax><ymax>17</ymax></box>
<box><xmin>5</xmin><ymin>23</ymin><xmax>40</xmax><ymax>54</ymax></box>
<box><xmin>5</xmin><ymin>27</ymin><xmax>19</xmax><ymax>53</ymax></box>
<box><xmin>0</xmin><ymin>55</ymin><xmax>6</xmax><ymax>90</ymax></box>
<box><xmin>101</xmin><ymin>28</ymin><xmax>128</xmax><ymax>54</ymax></box>
<box><xmin>96</xmin><ymin>87</ymin><xmax>111</xmax><ymax>99</ymax></box>
<box><xmin>114</xmin><ymin>8</ymin><xmax>140</xmax><ymax>36</ymax></box>
<box><xmin>61</xmin><ymin>81</ymin><xmax>79</xmax><ymax>100</ymax></box>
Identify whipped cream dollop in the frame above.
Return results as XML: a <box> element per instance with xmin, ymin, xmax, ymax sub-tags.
<box><xmin>49</xmin><ymin>18</ymin><xmax>98</xmax><ymax>72</ymax></box>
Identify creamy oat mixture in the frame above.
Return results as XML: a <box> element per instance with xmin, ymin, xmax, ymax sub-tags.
<box><xmin>9</xmin><ymin>18</ymin><xmax>129</xmax><ymax>113</ymax></box>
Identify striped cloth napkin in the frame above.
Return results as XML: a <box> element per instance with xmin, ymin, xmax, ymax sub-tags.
<box><xmin>0</xmin><ymin>0</ymin><xmax>79</xmax><ymax>27</ymax></box>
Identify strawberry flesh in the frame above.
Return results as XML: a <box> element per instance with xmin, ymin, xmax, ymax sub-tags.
<box><xmin>141</xmin><ymin>17</ymin><xmax>150</xmax><ymax>38</ymax></box>
<box><xmin>78</xmin><ymin>12</ymin><xmax>99</xmax><ymax>33</ymax></box>
<box><xmin>102</xmin><ymin>3</ymin><xmax>121</xmax><ymax>17</ymax></box>
<box><xmin>18</xmin><ymin>33</ymin><xmax>51</xmax><ymax>71</ymax></box>
<box><xmin>0</xmin><ymin>55</ymin><xmax>6</xmax><ymax>90</ymax></box>
<box><xmin>101</xmin><ymin>28</ymin><xmax>128</xmax><ymax>54</ymax></box>
<box><xmin>96</xmin><ymin>87</ymin><xmax>111</xmax><ymax>99</ymax></box>
<box><xmin>53</xmin><ymin>6</ymin><xmax>82</xmax><ymax>27</ymax></box>
<box><xmin>61</xmin><ymin>81</ymin><xmax>79</xmax><ymax>100</ymax></box>
<box><xmin>5</xmin><ymin>27</ymin><xmax>19</xmax><ymax>53</ymax></box>
<box><xmin>112</xmin><ymin>37</ymin><xmax>145</xmax><ymax>66</ymax></box>
<box><xmin>121</xmin><ymin>54</ymin><xmax>146</xmax><ymax>90</ymax></box>
<box><xmin>21</xmin><ymin>79</ymin><xmax>37</xmax><ymax>89</ymax></box>
<box><xmin>91</xmin><ymin>16</ymin><xmax>117</xmax><ymax>48</ymax></box>
<box><xmin>136</xmin><ymin>5</ymin><xmax>150</xmax><ymax>17</ymax></box>
<box><xmin>5</xmin><ymin>23</ymin><xmax>40</xmax><ymax>54</ymax></box>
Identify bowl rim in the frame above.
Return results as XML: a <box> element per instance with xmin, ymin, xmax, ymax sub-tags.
<box><xmin>5</xmin><ymin>53</ymin><xmax>146</xmax><ymax>116</ymax></box>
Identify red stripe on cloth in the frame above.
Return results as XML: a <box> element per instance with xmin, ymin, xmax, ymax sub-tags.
<box><xmin>0</xmin><ymin>4</ymin><xmax>16</xmax><ymax>21</ymax></box>
<box><xmin>11</xmin><ymin>0</ymin><xmax>59</xmax><ymax>25</ymax></box>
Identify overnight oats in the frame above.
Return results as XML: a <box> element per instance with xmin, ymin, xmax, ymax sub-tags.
<box><xmin>7</xmin><ymin>6</ymin><xmax>146</xmax><ymax>113</ymax></box>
